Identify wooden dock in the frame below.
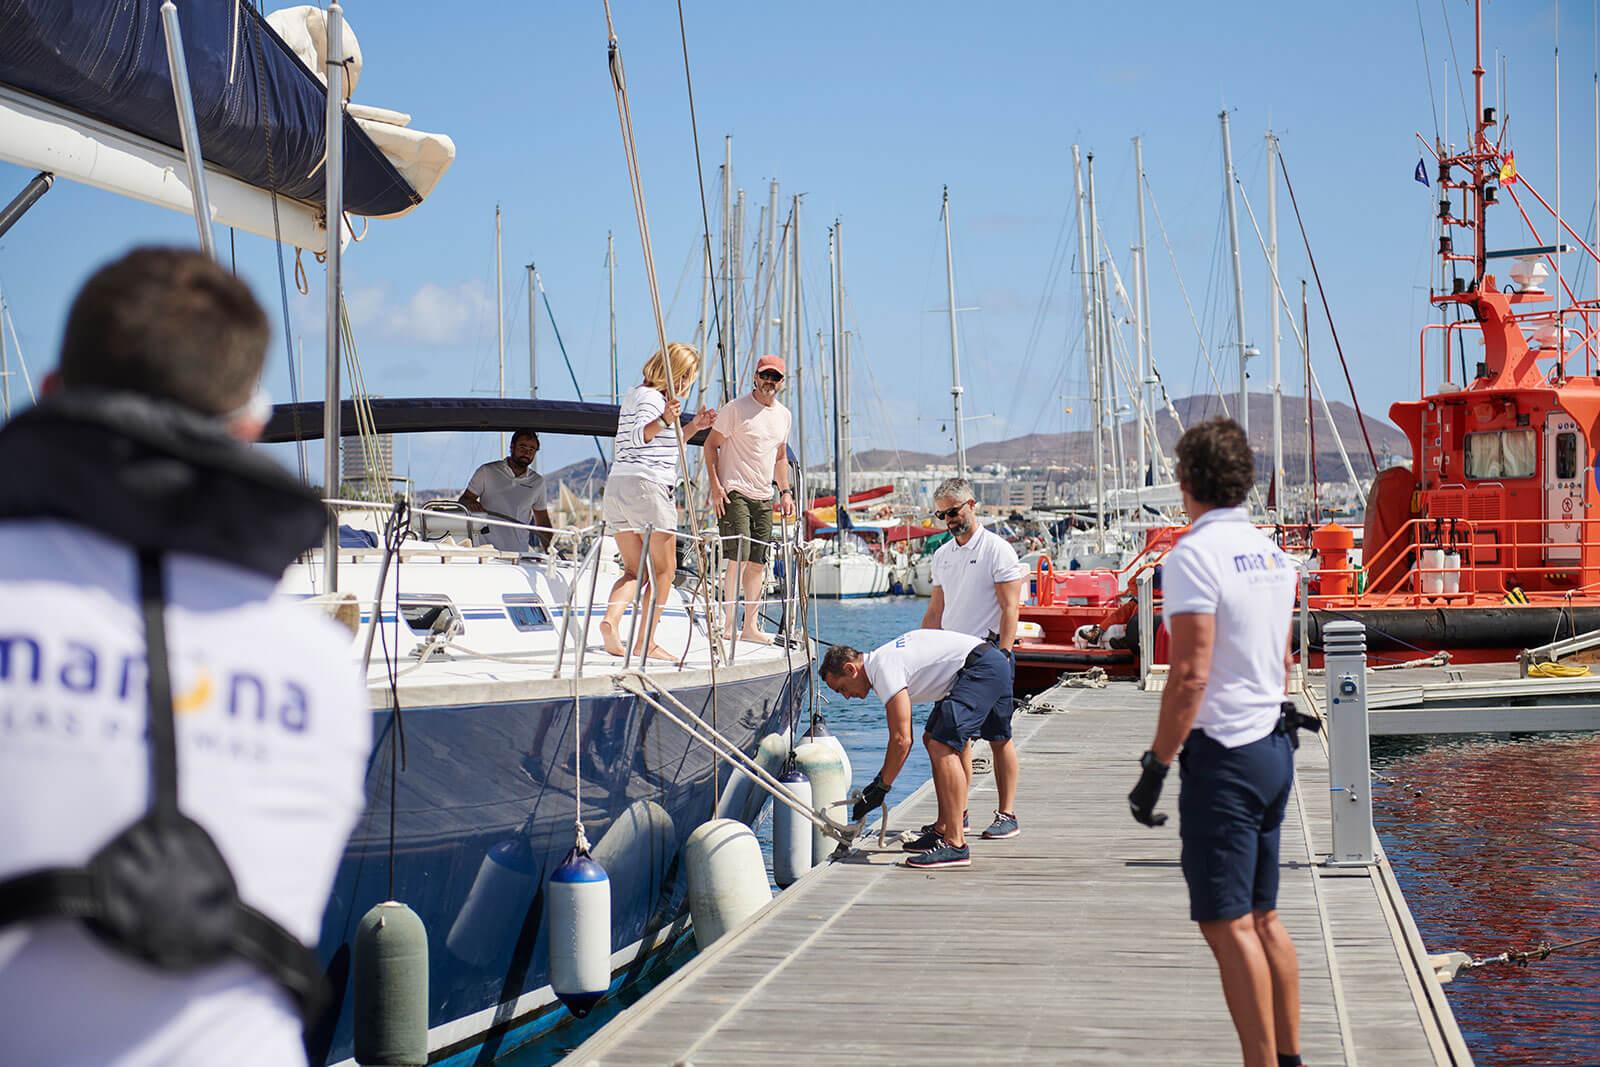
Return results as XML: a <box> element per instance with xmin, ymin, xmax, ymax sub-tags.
<box><xmin>565</xmin><ymin>679</ymin><xmax>1472</xmax><ymax>1065</ymax></box>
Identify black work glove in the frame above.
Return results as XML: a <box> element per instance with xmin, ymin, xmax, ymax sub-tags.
<box><xmin>850</xmin><ymin>774</ymin><xmax>891</xmax><ymax>823</ymax></box>
<box><xmin>1128</xmin><ymin>751</ymin><xmax>1169</xmax><ymax>827</ymax></box>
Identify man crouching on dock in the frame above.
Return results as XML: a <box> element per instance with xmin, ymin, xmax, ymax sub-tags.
<box><xmin>819</xmin><ymin>630</ymin><xmax>1016</xmax><ymax>869</ymax></box>
<box><xmin>1127</xmin><ymin>418</ymin><xmax>1304</xmax><ymax>1067</ymax></box>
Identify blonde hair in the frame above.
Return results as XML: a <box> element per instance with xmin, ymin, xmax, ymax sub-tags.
<box><xmin>641</xmin><ymin>343</ymin><xmax>701</xmax><ymax>395</ymax></box>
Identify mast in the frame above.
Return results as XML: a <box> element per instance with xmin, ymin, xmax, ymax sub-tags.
<box><xmin>1139</xmin><ymin>135</ymin><xmax>1152</xmax><ymax>489</ymax></box>
<box><xmin>1303</xmin><ymin>279</ymin><xmax>1317</xmax><ymax>521</ymax></box>
<box><xmin>1070</xmin><ymin>146</ymin><xmax>1096</xmax><ymax>523</ymax></box>
<box><xmin>792</xmin><ymin>194</ymin><xmax>805</xmax><ymax>478</ymax></box>
<box><xmin>761</xmin><ymin>179</ymin><xmax>779</xmax><ymax>355</ymax></box>
<box><xmin>941</xmin><ymin>186</ymin><xmax>968</xmax><ymax>479</ymax></box>
<box><xmin>1086</xmin><ymin>152</ymin><xmax>1106</xmax><ymax>553</ymax></box>
<box><xmin>1220</xmin><ymin>109</ymin><xmax>1250</xmax><ymax>435</ymax></box>
<box><xmin>1267</xmin><ymin>130</ymin><xmax>1284</xmax><ymax>516</ymax></box>
<box><xmin>829</xmin><ymin>225</ymin><xmax>845</xmax><ymax>528</ymax></box>
<box><xmin>720</xmin><ymin>137</ymin><xmax>733</xmax><ymax>401</ymax></box>
<box><xmin>525</xmin><ymin>263</ymin><xmax>538</xmax><ymax>401</ymax></box>
<box><xmin>1132</xmin><ymin>136</ymin><xmax>1150</xmax><ymax>498</ymax></box>
<box><xmin>733</xmin><ymin>188</ymin><xmax>746</xmax><ymax>381</ymax></box>
<box><xmin>839</xmin><ymin>223</ymin><xmax>851</xmax><ymax>516</ymax></box>
<box><xmin>606</xmin><ymin>232</ymin><xmax>618</xmax><ymax>406</ymax></box>
<box><xmin>320</xmin><ymin>1</ymin><xmax>346</xmax><ymax>586</ymax></box>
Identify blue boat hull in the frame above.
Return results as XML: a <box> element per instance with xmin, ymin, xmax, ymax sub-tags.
<box><xmin>308</xmin><ymin>664</ymin><xmax>807</xmax><ymax>1066</ymax></box>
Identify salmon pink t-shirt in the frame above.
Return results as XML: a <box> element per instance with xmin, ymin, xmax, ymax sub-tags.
<box><xmin>712</xmin><ymin>393</ymin><xmax>791</xmax><ymax>500</ymax></box>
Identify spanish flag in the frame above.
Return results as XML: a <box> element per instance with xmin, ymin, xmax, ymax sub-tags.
<box><xmin>1499</xmin><ymin>152</ymin><xmax>1518</xmax><ymax>185</ymax></box>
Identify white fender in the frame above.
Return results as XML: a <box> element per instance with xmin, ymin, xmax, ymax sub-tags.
<box><xmin>794</xmin><ymin>717</ymin><xmax>853</xmax><ymax>864</ymax></box>
<box><xmin>771</xmin><ymin>767</ymin><xmax>814</xmax><ymax>888</ymax></box>
<box><xmin>685</xmin><ymin>818</ymin><xmax>772</xmax><ymax>948</ymax></box>
<box><xmin>547</xmin><ymin>848</ymin><xmax>611</xmax><ymax>1018</ymax></box>
<box><xmin>716</xmin><ymin>728</ymin><xmax>793</xmax><ymax>821</ymax></box>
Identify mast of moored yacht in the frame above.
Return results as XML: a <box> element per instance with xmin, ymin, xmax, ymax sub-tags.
<box><xmin>829</xmin><ymin>224</ymin><xmax>846</xmax><ymax>537</ymax></box>
<box><xmin>607</xmin><ymin>232</ymin><xmax>618</xmax><ymax>409</ymax></box>
<box><xmin>1132</xmin><ymin>137</ymin><xmax>1150</xmax><ymax>506</ymax></box>
<box><xmin>791</xmin><ymin>194</ymin><xmax>805</xmax><ymax>487</ymax></box>
<box><xmin>320</xmin><ymin>1</ymin><xmax>346</xmax><ymax>583</ymax></box>
<box><xmin>1220</xmin><ymin>109</ymin><xmax>1250</xmax><ymax>438</ymax></box>
<box><xmin>720</xmin><ymin>137</ymin><xmax>733</xmax><ymax>402</ymax></box>
<box><xmin>1267</xmin><ymin>130</ymin><xmax>1284</xmax><ymax>518</ymax></box>
<box><xmin>1070</xmin><ymin>146</ymin><xmax>1097</xmax><ymax>541</ymax></box>
<box><xmin>941</xmin><ymin>186</ymin><xmax>968</xmax><ymax>480</ymax></box>
<box><xmin>1086</xmin><ymin>152</ymin><xmax>1107</xmax><ymax>554</ymax></box>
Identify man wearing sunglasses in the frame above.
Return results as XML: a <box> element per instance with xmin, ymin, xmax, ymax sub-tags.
<box><xmin>706</xmin><ymin>355</ymin><xmax>794</xmax><ymax>644</ymax></box>
<box><xmin>917</xmin><ymin>476</ymin><xmax>1027</xmax><ymax>846</ymax></box>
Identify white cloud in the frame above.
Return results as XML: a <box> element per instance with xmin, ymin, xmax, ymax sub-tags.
<box><xmin>342</xmin><ymin>280</ymin><xmax>496</xmax><ymax>348</ymax></box>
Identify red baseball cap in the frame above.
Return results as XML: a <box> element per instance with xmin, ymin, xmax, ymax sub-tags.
<box><xmin>756</xmin><ymin>354</ymin><xmax>786</xmax><ymax>377</ymax></box>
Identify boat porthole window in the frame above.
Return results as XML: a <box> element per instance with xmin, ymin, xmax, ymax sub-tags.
<box><xmin>502</xmin><ymin>594</ymin><xmax>553</xmax><ymax>631</ymax></box>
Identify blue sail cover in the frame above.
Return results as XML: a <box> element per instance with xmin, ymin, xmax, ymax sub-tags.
<box><xmin>0</xmin><ymin>0</ymin><xmax>419</xmax><ymax>217</ymax></box>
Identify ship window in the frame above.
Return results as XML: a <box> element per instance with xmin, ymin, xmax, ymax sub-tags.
<box><xmin>1464</xmin><ymin>429</ymin><xmax>1537</xmax><ymax>479</ymax></box>
<box><xmin>502</xmin><ymin>594</ymin><xmax>552</xmax><ymax>631</ymax></box>
<box><xmin>1556</xmin><ymin>432</ymin><xmax>1579</xmax><ymax>480</ymax></box>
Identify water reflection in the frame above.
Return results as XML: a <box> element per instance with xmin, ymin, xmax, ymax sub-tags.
<box><xmin>1373</xmin><ymin>732</ymin><xmax>1600</xmax><ymax>1066</ymax></box>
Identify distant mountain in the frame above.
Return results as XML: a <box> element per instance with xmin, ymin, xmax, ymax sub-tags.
<box><xmin>855</xmin><ymin>392</ymin><xmax>1409</xmax><ymax>476</ymax></box>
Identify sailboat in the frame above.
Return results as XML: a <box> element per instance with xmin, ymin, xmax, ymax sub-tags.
<box><xmin>811</xmin><ymin>220</ymin><xmax>891</xmax><ymax>599</ymax></box>
<box><xmin>0</xmin><ymin>6</ymin><xmax>810</xmax><ymax>1065</ymax></box>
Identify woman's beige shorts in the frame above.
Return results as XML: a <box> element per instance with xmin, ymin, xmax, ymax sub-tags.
<box><xmin>602</xmin><ymin>473</ymin><xmax>678</xmax><ymax>533</ymax></box>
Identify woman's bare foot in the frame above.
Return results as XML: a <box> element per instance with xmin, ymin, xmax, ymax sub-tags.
<box><xmin>599</xmin><ymin>620</ymin><xmax>626</xmax><ymax>657</ymax></box>
<box><xmin>739</xmin><ymin>630</ymin><xmax>775</xmax><ymax>646</ymax></box>
<box><xmin>633</xmin><ymin>643</ymin><xmax>679</xmax><ymax>663</ymax></box>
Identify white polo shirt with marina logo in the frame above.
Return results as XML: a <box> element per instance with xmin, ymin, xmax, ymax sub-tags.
<box><xmin>930</xmin><ymin>525</ymin><xmax>1028</xmax><ymax>638</ymax></box>
<box><xmin>1161</xmin><ymin>506</ymin><xmax>1298</xmax><ymax>748</ymax></box>
<box><xmin>864</xmin><ymin>629</ymin><xmax>984</xmax><ymax>705</ymax></box>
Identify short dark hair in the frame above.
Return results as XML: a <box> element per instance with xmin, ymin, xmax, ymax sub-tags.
<box><xmin>58</xmin><ymin>247</ymin><xmax>269</xmax><ymax>415</ymax></box>
<box><xmin>1174</xmin><ymin>417</ymin><xmax>1255</xmax><ymax>508</ymax></box>
<box><xmin>819</xmin><ymin>644</ymin><xmax>862</xmax><ymax>679</ymax></box>
<box><xmin>511</xmin><ymin>429</ymin><xmax>540</xmax><ymax>449</ymax></box>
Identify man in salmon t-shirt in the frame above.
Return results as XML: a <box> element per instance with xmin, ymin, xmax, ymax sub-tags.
<box><xmin>705</xmin><ymin>355</ymin><xmax>794</xmax><ymax>644</ymax></box>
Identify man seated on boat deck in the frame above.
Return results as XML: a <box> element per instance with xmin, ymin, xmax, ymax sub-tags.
<box><xmin>0</xmin><ymin>247</ymin><xmax>369</xmax><ymax>1067</ymax></box>
<box><xmin>1126</xmin><ymin>417</ymin><xmax>1305</xmax><ymax>1067</ymax></box>
<box><xmin>920</xmin><ymin>475</ymin><xmax>1026</xmax><ymax>843</ymax></box>
<box><xmin>819</xmin><ymin>630</ymin><xmax>1017</xmax><ymax>869</ymax></box>
<box><xmin>459</xmin><ymin>429</ymin><xmax>554</xmax><ymax>553</ymax></box>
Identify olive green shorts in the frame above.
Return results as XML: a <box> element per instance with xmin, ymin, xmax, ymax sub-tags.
<box><xmin>718</xmin><ymin>490</ymin><xmax>773</xmax><ymax>564</ymax></box>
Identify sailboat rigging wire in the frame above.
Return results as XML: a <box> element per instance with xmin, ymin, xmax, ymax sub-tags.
<box><xmin>604</xmin><ymin>3</ymin><xmax>731</xmax><ymax>811</ymax></box>
<box><xmin>674</xmin><ymin>0</ymin><xmax>728</xmax><ymax>401</ymax></box>
<box><xmin>536</xmin><ymin>281</ymin><xmax>611</xmax><ymax>468</ymax></box>
<box><xmin>1147</xmin><ymin>182</ymin><xmax>1232</xmax><ymax>418</ymax></box>
<box><xmin>248</xmin><ymin>12</ymin><xmax>308</xmax><ymax>483</ymax></box>
<box><xmin>1438</xmin><ymin>0</ymin><xmax>1474</xmax><ymax>143</ymax></box>
<box><xmin>1414</xmin><ymin>0</ymin><xmax>1443</xmax><ymax>141</ymax></box>
<box><xmin>1276</xmin><ymin>150</ymin><xmax>1379</xmax><ymax>474</ymax></box>
<box><xmin>377</xmin><ymin>501</ymin><xmax>410</xmax><ymax>899</ymax></box>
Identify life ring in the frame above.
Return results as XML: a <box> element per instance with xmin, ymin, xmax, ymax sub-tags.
<box><xmin>1035</xmin><ymin>554</ymin><xmax>1054</xmax><ymax>607</ymax></box>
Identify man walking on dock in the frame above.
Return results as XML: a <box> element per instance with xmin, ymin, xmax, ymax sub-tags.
<box><xmin>820</xmin><ymin>629</ymin><xmax>1016</xmax><ymax>869</ymax></box>
<box><xmin>921</xmin><ymin>475</ymin><xmax>1026</xmax><ymax>841</ymax></box>
<box><xmin>1127</xmin><ymin>418</ymin><xmax>1303</xmax><ymax>1067</ymax></box>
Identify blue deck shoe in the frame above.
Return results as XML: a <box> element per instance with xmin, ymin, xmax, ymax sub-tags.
<box><xmin>917</xmin><ymin>810</ymin><xmax>967</xmax><ymax>836</ymax></box>
<box><xmin>901</xmin><ymin>839</ymin><xmax>970</xmax><ymax>869</ymax></box>
<box><xmin>980</xmin><ymin>811</ymin><xmax>1020</xmax><ymax>840</ymax></box>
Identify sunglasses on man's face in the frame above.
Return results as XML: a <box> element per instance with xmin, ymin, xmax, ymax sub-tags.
<box><xmin>933</xmin><ymin>501</ymin><xmax>972</xmax><ymax>521</ymax></box>
<box><xmin>757</xmin><ymin>370</ymin><xmax>784</xmax><ymax>383</ymax></box>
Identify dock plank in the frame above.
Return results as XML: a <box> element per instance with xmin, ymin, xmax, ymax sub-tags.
<box><xmin>565</xmin><ymin>681</ymin><xmax>1469</xmax><ymax>1065</ymax></box>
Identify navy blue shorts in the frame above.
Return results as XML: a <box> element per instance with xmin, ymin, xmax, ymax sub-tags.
<box><xmin>1178</xmin><ymin>728</ymin><xmax>1294</xmax><ymax>923</ymax></box>
<box><xmin>923</xmin><ymin>644</ymin><xmax>1015</xmax><ymax>753</ymax></box>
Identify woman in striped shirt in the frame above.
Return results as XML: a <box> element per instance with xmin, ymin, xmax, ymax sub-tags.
<box><xmin>600</xmin><ymin>342</ymin><xmax>715</xmax><ymax>660</ymax></box>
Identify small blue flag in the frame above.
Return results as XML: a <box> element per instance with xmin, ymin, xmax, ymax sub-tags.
<box><xmin>1414</xmin><ymin>158</ymin><xmax>1429</xmax><ymax>186</ymax></box>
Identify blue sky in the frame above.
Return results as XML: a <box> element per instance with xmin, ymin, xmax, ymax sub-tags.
<box><xmin>0</xmin><ymin>1</ymin><xmax>1591</xmax><ymax>488</ymax></box>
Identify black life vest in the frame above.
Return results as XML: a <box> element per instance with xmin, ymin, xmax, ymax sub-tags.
<box><xmin>0</xmin><ymin>550</ymin><xmax>328</xmax><ymax>1024</ymax></box>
